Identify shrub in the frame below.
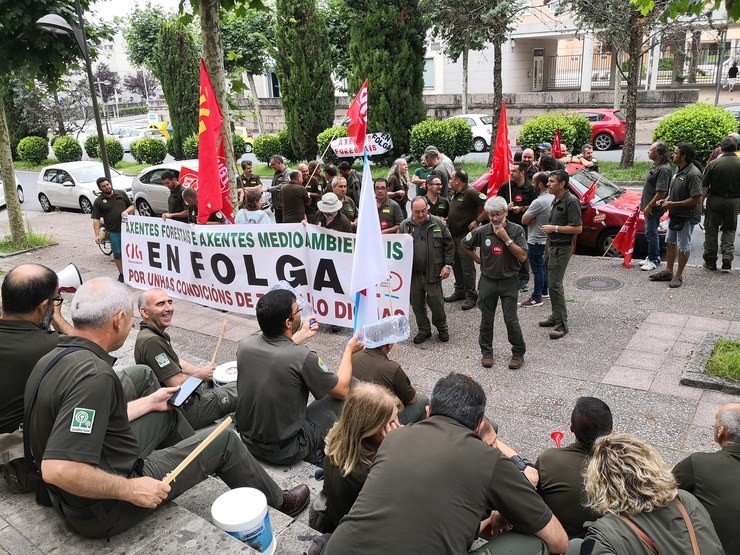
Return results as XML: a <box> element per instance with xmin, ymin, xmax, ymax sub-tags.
<box><xmin>166</xmin><ymin>137</ymin><xmax>178</xmax><ymax>159</ymax></box>
<box><xmin>658</xmin><ymin>58</ymin><xmax>673</xmax><ymax>71</ymax></box>
<box><xmin>183</xmin><ymin>133</ymin><xmax>199</xmax><ymax>160</ymax></box>
<box><xmin>253</xmin><ymin>133</ymin><xmax>283</xmax><ymax>164</ymax></box>
<box><xmin>17</xmin><ymin>136</ymin><xmax>49</xmax><ymax>164</ymax></box>
<box><xmin>409</xmin><ymin>118</ymin><xmax>474</xmax><ymax>160</ymax></box>
<box><xmin>276</xmin><ymin>129</ymin><xmax>297</xmax><ymax>162</ymax></box>
<box><xmin>130</xmin><ymin>140</ymin><xmax>143</xmax><ymax>163</ymax></box>
<box><xmin>135</xmin><ymin>138</ymin><xmax>167</xmax><ymax>165</ymax></box>
<box><xmin>52</xmin><ymin>136</ymin><xmax>82</xmax><ymax>163</ymax></box>
<box><xmin>101</xmin><ymin>138</ymin><xmax>124</xmax><ymax>166</ymax></box>
<box><xmin>518</xmin><ymin>113</ymin><xmax>592</xmax><ymax>155</ymax></box>
<box><xmin>118</xmin><ymin>106</ymin><xmax>148</xmax><ymax>116</ymax></box>
<box><xmin>316</xmin><ymin>126</ymin><xmax>349</xmax><ymax>165</ymax></box>
<box><xmin>84</xmin><ymin>135</ymin><xmax>99</xmax><ymax>159</ymax></box>
<box><xmin>232</xmin><ymin>134</ymin><xmax>246</xmax><ymax>159</ymax></box>
<box><xmin>653</xmin><ymin>102</ymin><xmax>737</xmax><ymax>163</ymax></box>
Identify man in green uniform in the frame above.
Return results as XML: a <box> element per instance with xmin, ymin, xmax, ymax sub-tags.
<box><xmin>236</xmin><ymin>160</ymin><xmax>262</xmax><ymax>207</ymax></box>
<box><xmin>323</xmin><ymin>373</ymin><xmax>569</xmax><ymax>555</ymax></box>
<box><xmin>281</xmin><ymin>170</ymin><xmax>311</xmax><ymax>223</ymax></box>
<box><xmin>638</xmin><ymin>141</ymin><xmax>671</xmax><ymax>272</ymax></box>
<box><xmin>161</xmin><ymin>171</ymin><xmax>188</xmax><ymax>222</ymax></box>
<box><xmin>536</xmin><ymin>397</ymin><xmax>613</xmax><ymax>539</ymax></box>
<box><xmin>236</xmin><ymin>289</ymin><xmax>362</xmax><ymax>465</ymax></box>
<box><xmin>445</xmin><ymin>169</ymin><xmax>488</xmax><ymax>310</ymax></box>
<box><xmin>25</xmin><ymin>278</ymin><xmax>310</xmax><ymax>538</ymax></box>
<box><xmin>400</xmin><ymin>197</ymin><xmax>454</xmax><ymax>344</ymax></box>
<box><xmin>333</xmin><ymin>177</ymin><xmax>357</xmax><ymax>229</ymax></box>
<box><xmin>424</xmin><ymin>176</ymin><xmax>449</xmax><ymax>218</ymax></box>
<box><xmin>268</xmin><ymin>155</ymin><xmax>292</xmax><ymax>223</ymax></box>
<box><xmin>351</xmin><ymin>343</ymin><xmax>428</xmax><ymax>424</ymax></box>
<box><xmin>540</xmin><ymin>169</ymin><xmax>582</xmax><ymax>340</ymax></box>
<box><xmin>135</xmin><ymin>288</ymin><xmax>237</xmax><ymax>430</ymax></box>
<box><xmin>299</xmin><ymin>162</ymin><xmax>322</xmax><ymax>222</ymax></box>
<box><xmin>674</xmin><ymin>403</ymin><xmax>740</xmax><ymax>555</ymax></box>
<box><xmin>338</xmin><ymin>161</ymin><xmax>362</xmax><ymax>205</ymax></box>
<box><xmin>181</xmin><ymin>188</ymin><xmax>227</xmax><ymax>225</ymax></box>
<box><xmin>374</xmin><ymin>177</ymin><xmax>404</xmax><ymax>234</ymax></box>
<box><xmin>498</xmin><ymin>162</ymin><xmax>536</xmax><ymax>292</ymax></box>
<box><xmin>462</xmin><ymin>196</ymin><xmax>528</xmax><ymax>369</ymax></box>
<box><xmin>92</xmin><ymin>177</ymin><xmax>134</xmax><ymax>282</ymax></box>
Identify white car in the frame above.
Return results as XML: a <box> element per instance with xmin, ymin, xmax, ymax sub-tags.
<box><xmin>37</xmin><ymin>162</ymin><xmax>133</xmax><ymax>214</ymax></box>
<box><xmin>119</xmin><ymin>128</ymin><xmax>166</xmax><ymax>152</ymax></box>
<box><xmin>446</xmin><ymin>113</ymin><xmax>493</xmax><ymax>152</ymax></box>
<box><xmin>131</xmin><ymin>160</ymin><xmax>199</xmax><ymax>216</ymax></box>
<box><xmin>0</xmin><ymin>172</ymin><xmax>24</xmax><ymax>207</ymax></box>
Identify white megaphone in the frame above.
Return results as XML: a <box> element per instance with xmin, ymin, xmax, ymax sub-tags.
<box><xmin>57</xmin><ymin>264</ymin><xmax>83</xmax><ymax>294</ymax></box>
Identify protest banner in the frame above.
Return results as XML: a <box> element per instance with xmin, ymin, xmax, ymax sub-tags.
<box><xmin>330</xmin><ymin>132</ymin><xmax>393</xmax><ymax>157</ymax></box>
<box><xmin>122</xmin><ymin>216</ymin><xmax>412</xmax><ymax>327</ymax></box>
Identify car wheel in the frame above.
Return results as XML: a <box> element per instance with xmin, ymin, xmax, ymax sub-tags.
<box><xmin>598</xmin><ymin>229</ymin><xmax>620</xmax><ymax>257</ymax></box>
<box><xmin>79</xmin><ymin>196</ymin><xmax>93</xmax><ymax>214</ymax></box>
<box><xmin>38</xmin><ymin>193</ymin><xmax>53</xmax><ymax>212</ymax></box>
<box><xmin>137</xmin><ymin>199</ymin><xmax>154</xmax><ymax>217</ymax></box>
<box><xmin>593</xmin><ymin>133</ymin><xmax>614</xmax><ymax>151</ymax></box>
<box><xmin>473</xmin><ymin>137</ymin><xmax>487</xmax><ymax>153</ymax></box>
<box><xmin>16</xmin><ymin>185</ymin><xmax>24</xmax><ymax>204</ymax></box>
<box><xmin>244</xmin><ymin>143</ymin><xmax>253</xmax><ymax>153</ymax></box>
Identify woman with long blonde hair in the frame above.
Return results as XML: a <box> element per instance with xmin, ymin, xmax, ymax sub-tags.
<box><xmin>319</xmin><ymin>383</ymin><xmax>402</xmax><ymax>533</ymax></box>
<box><xmin>387</xmin><ymin>158</ymin><xmax>411</xmax><ymax>218</ymax></box>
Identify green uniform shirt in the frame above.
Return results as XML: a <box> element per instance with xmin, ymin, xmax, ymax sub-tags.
<box><xmin>340</xmin><ymin>197</ymin><xmax>357</xmax><ymax>222</ymax></box>
<box><xmin>345</xmin><ymin>170</ymin><xmax>362</xmax><ymax>204</ymax></box>
<box><xmin>536</xmin><ymin>443</ymin><xmax>597</xmax><ymax>539</ymax></box>
<box><xmin>462</xmin><ymin>221</ymin><xmax>527</xmax><ymax>280</ymax></box>
<box><xmin>134</xmin><ymin>324</ymin><xmax>182</xmax><ymax>383</ymax></box>
<box><xmin>640</xmin><ymin>161</ymin><xmax>671</xmax><ymax>210</ymax></box>
<box><xmin>324</xmin><ymin>416</ymin><xmax>553</xmax><ymax>555</ymax></box>
<box><xmin>186</xmin><ymin>204</ymin><xmax>226</xmax><ymax>225</ymax></box>
<box><xmin>314</xmin><ymin>211</ymin><xmax>352</xmax><ymax>233</ymax></box>
<box><xmin>447</xmin><ymin>185</ymin><xmax>487</xmax><ymax>237</ymax></box>
<box><xmin>547</xmin><ymin>190</ymin><xmax>582</xmax><ymax>244</ymax></box>
<box><xmin>413</xmin><ymin>167</ymin><xmax>433</xmax><ymax>196</ymax></box>
<box><xmin>237</xmin><ymin>173</ymin><xmax>262</xmax><ymax>190</ymax></box>
<box><xmin>668</xmin><ymin>163</ymin><xmax>703</xmax><ymax>224</ymax></box>
<box><xmin>376</xmin><ymin>198</ymin><xmax>403</xmax><ymax>231</ymax></box>
<box><xmin>350</xmin><ymin>348</ymin><xmax>416</xmax><ymax>405</ymax></box>
<box><xmin>0</xmin><ymin>320</ymin><xmax>59</xmax><ymax>434</ymax></box>
<box><xmin>167</xmin><ymin>184</ymin><xmax>188</xmax><ymax>222</ymax></box>
<box><xmin>26</xmin><ymin>336</ymin><xmax>140</xmax><ymax>508</ymax></box>
<box><xmin>235</xmin><ymin>334</ymin><xmax>338</xmax><ymax>444</ymax></box>
<box><xmin>305</xmin><ymin>176</ymin><xmax>322</xmax><ymax>218</ymax></box>
<box><xmin>425</xmin><ymin>195</ymin><xmax>449</xmax><ymax>218</ymax></box>
<box><xmin>400</xmin><ymin>215</ymin><xmax>455</xmax><ymax>283</ymax></box>
<box><xmin>91</xmin><ymin>190</ymin><xmax>132</xmax><ymax>232</ymax></box>
<box><xmin>497</xmin><ymin>181</ymin><xmax>536</xmax><ymax>226</ymax></box>
<box><xmin>673</xmin><ymin>443</ymin><xmax>740</xmax><ymax>555</ymax></box>
<box><xmin>281</xmin><ymin>182</ymin><xmax>310</xmax><ymax>223</ymax></box>
<box><xmin>702</xmin><ymin>153</ymin><xmax>740</xmax><ymax>199</ymax></box>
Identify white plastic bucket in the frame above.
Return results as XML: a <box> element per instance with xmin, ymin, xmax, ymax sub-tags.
<box><xmin>213</xmin><ymin>361</ymin><xmax>238</xmax><ymax>387</ymax></box>
<box><xmin>211</xmin><ymin>488</ymin><xmax>276</xmax><ymax>554</ymax></box>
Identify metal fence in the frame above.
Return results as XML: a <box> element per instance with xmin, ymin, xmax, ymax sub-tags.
<box><xmin>548</xmin><ymin>55</ymin><xmax>582</xmax><ymax>89</ymax></box>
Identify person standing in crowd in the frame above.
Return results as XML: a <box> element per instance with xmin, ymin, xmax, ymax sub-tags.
<box><xmin>520</xmin><ymin>171</ymin><xmax>552</xmax><ymax>308</ymax></box>
<box><xmin>374</xmin><ymin>177</ymin><xmax>404</xmax><ymax>234</ymax></box>
<box><xmin>338</xmin><ymin>161</ymin><xmax>362</xmax><ymax>205</ymax></box>
<box><xmin>281</xmin><ymin>170</ymin><xmax>311</xmax><ymax>224</ymax></box>
<box><xmin>313</xmin><ymin>193</ymin><xmax>352</xmax><ymax>233</ymax></box>
<box><xmin>411</xmin><ymin>157</ymin><xmax>433</xmax><ymax>197</ymax></box>
<box><xmin>728</xmin><ymin>61</ymin><xmax>738</xmax><ymax>92</ymax></box>
<box><xmin>639</xmin><ymin>141</ymin><xmax>672</xmax><ymax>272</ymax></box>
<box><xmin>91</xmin><ymin>177</ymin><xmax>134</xmax><ymax>283</ymax></box>
<box><xmin>424</xmin><ymin>147</ymin><xmax>451</xmax><ymax>197</ymax></box>
<box><xmin>299</xmin><ymin>162</ymin><xmax>322</xmax><ymax>222</ymax></box>
<box><xmin>324</xmin><ymin>164</ymin><xmax>339</xmax><ymax>194</ymax></box>
<box><xmin>236</xmin><ymin>160</ymin><xmax>262</xmax><ymax>207</ymax></box>
<box><xmin>268</xmin><ymin>155</ymin><xmax>291</xmax><ymax>223</ymax></box>
<box><xmin>332</xmin><ymin>177</ymin><xmax>358</xmax><ymax>229</ymax></box>
<box><xmin>161</xmin><ymin>171</ymin><xmax>188</xmax><ymax>223</ymax></box>
<box><xmin>522</xmin><ymin>148</ymin><xmax>538</xmax><ymax>180</ymax></box>
<box><xmin>387</xmin><ymin>158</ymin><xmax>411</xmax><ymax>219</ymax></box>
<box><xmin>424</xmin><ymin>175</ymin><xmax>449</xmax><ymax>219</ymax></box>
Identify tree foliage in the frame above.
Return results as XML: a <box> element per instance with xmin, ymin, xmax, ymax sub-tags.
<box><xmin>124</xmin><ymin>5</ymin><xmax>173</xmax><ymax>70</ymax></box>
<box><xmin>321</xmin><ymin>0</ymin><xmax>352</xmax><ymax>87</ymax></box>
<box><xmin>346</xmin><ymin>0</ymin><xmax>428</xmax><ymax>158</ymax></box>
<box><xmin>2</xmin><ymin>80</ymin><xmax>50</xmax><ymax>160</ymax></box>
<box><xmin>221</xmin><ymin>8</ymin><xmax>275</xmax><ymax>76</ymax></box>
<box><xmin>632</xmin><ymin>0</ymin><xmax>739</xmax><ymax>22</ymax></box>
<box><xmin>123</xmin><ymin>70</ymin><xmax>159</xmax><ymax>98</ymax></box>
<box><xmin>275</xmin><ymin>0</ymin><xmax>336</xmax><ymax>160</ymax></box>
<box><xmin>93</xmin><ymin>62</ymin><xmax>120</xmax><ymax>102</ymax></box>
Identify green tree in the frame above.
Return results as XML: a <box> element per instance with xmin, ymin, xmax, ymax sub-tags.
<box><xmin>124</xmin><ymin>4</ymin><xmax>172</xmax><ymax>70</ymax></box>
<box><xmin>346</xmin><ymin>0</ymin><xmax>427</xmax><ymax>158</ymax></box>
<box><xmin>2</xmin><ymin>80</ymin><xmax>50</xmax><ymax>160</ymax></box>
<box><xmin>123</xmin><ymin>70</ymin><xmax>159</xmax><ymax>99</ymax></box>
<box><xmin>275</xmin><ymin>0</ymin><xmax>335</xmax><ymax>160</ymax></box>
<box><xmin>321</xmin><ymin>0</ymin><xmax>352</xmax><ymax>89</ymax></box>
<box><xmin>152</xmin><ymin>21</ymin><xmax>199</xmax><ymax>161</ymax></box>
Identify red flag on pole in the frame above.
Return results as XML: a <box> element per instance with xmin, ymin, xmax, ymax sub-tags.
<box><xmin>347</xmin><ymin>79</ymin><xmax>369</xmax><ymax>154</ymax></box>
<box><xmin>487</xmin><ymin>101</ymin><xmax>512</xmax><ymax>197</ymax></box>
<box><xmin>611</xmin><ymin>205</ymin><xmax>640</xmax><ymax>268</ymax></box>
<box><xmin>552</xmin><ymin>128</ymin><xmax>563</xmax><ymax>158</ymax></box>
<box><xmin>580</xmin><ymin>177</ymin><xmax>598</xmax><ymax>205</ymax></box>
<box><xmin>197</xmin><ymin>59</ymin><xmax>233</xmax><ymax>224</ymax></box>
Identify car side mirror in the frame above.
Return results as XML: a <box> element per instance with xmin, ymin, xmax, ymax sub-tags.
<box><xmin>62</xmin><ymin>180</ymin><xmax>74</xmax><ymax>187</ymax></box>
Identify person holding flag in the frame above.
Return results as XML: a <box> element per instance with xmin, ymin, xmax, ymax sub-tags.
<box><xmin>610</xmin><ymin>206</ymin><xmax>641</xmax><ymax>268</ymax></box>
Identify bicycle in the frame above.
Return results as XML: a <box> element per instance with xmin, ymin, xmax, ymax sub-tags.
<box><xmin>98</xmin><ymin>226</ymin><xmax>112</xmax><ymax>256</ymax></box>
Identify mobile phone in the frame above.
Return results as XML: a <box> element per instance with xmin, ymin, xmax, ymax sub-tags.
<box><xmin>168</xmin><ymin>376</ymin><xmax>202</xmax><ymax>407</ymax></box>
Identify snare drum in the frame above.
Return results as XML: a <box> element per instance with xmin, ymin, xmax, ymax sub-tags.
<box><xmin>213</xmin><ymin>361</ymin><xmax>238</xmax><ymax>387</ymax></box>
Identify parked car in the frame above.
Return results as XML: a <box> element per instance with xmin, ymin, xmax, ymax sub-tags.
<box><xmin>0</xmin><ymin>172</ymin><xmax>24</xmax><ymax>207</ymax></box>
<box><xmin>575</xmin><ymin>109</ymin><xmax>626</xmax><ymax>151</ymax></box>
<box><xmin>471</xmin><ymin>163</ymin><xmax>667</xmax><ymax>256</ymax></box>
<box><xmin>235</xmin><ymin>127</ymin><xmax>255</xmax><ymax>153</ymax></box>
<box><xmin>108</xmin><ymin>127</ymin><xmax>133</xmax><ymax>140</ymax></box>
<box><xmin>37</xmin><ymin>162</ymin><xmax>133</xmax><ymax>214</ymax></box>
<box><xmin>148</xmin><ymin>121</ymin><xmax>173</xmax><ymax>140</ymax></box>
<box><xmin>721</xmin><ymin>103</ymin><xmax>740</xmax><ymax>121</ymax></box>
<box><xmin>131</xmin><ymin>160</ymin><xmax>199</xmax><ymax>216</ymax></box>
<box><xmin>119</xmin><ymin>128</ymin><xmax>166</xmax><ymax>152</ymax></box>
<box><xmin>446</xmin><ymin>113</ymin><xmax>493</xmax><ymax>152</ymax></box>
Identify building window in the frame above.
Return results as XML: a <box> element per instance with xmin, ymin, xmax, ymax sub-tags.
<box><xmin>424</xmin><ymin>58</ymin><xmax>435</xmax><ymax>89</ymax></box>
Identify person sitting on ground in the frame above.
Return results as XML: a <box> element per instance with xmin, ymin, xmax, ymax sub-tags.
<box><xmin>235</xmin><ymin>189</ymin><xmax>271</xmax><ymax>225</ymax></box>
<box><xmin>479</xmin><ymin>417</ymin><xmax>539</xmax><ymax>487</ymax></box>
<box><xmin>134</xmin><ymin>288</ymin><xmax>238</xmax><ymax>430</ymax></box>
<box><xmin>313</xmin><ymin>193</ymin><xmax>352</xmax><ymax>233</ymax></box>
<box><xmin>535</xmin><ymin>396</ymin><xmax>613</xmax><ymax>539</ymax></box>
<box><xmin>25</xmin><ymin>278</ymin><xmax>310</xmax><ymax>539</ymax></box>
<box><xmin>673</xmin><ymin>403</ymin><xmax>740</xmax><ymax>555</ymax></box>
<box><xmin>181</xmin><ymin>187</ymin><xmax>227</xmax><ymax>225</ymax></box>
<box><xmin>578</xmin><ymin>432</ymin><xmax>724</xmax><ymax>554</ymax></box>
<box><xmin>317</xmin><ymin>383</ymin><xmax>403</xmax><ymax>533</ymax></box>
<box><xmin>351</xmin><ymin>342</ymin><xmax>429</xmax><ymax>424</ymax></box>
<box><xmin>235</xmin><ymin>289</ymin><xmax>363</xmax><ymax>465</ymax></box>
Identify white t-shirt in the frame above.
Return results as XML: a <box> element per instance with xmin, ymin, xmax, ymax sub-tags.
<box><xmin>235</xmin><ymin>209</ymin><xmax>270</xmax><ymax>225</ymax></box>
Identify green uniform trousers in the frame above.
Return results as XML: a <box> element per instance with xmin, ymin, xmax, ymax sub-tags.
<box><xmin>478</xmin><ymin>274</ymin><xmax>526</xmax><ymax>359</ymax></box>
<box><xmin>545</xmin><ymin>243</ymin><xmax>573</xmax><ymax>332</ymax></box>
<box><xmin>399</xmin><ymin>393</ymin><xmax>429</xmax><ymax>425</ymax></box>
<box><xmin>409</xmin><ymin>273</ymin><xmax>447</xmax><ymax>335</ymax></box>
<box><xmin>180</xmin><ymin>382</ymin><xmax>238</xmax><ymax>431</ymax></box>
<box><xmin>469</xmin><ymin>532</ymin><xmax>548</xmax><ymax>554</ymax></box>
<box><xmin>453</xmin><ymin>234</ymin><xmax>478</xmax><ymax>301</ymax></box>
<box><xmin>703</xmin><ymin>196</ymin><xmax>740</xmax><ymax>264</ymax></box>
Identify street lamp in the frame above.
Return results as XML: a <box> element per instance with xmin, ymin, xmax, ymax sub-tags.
<box><xmin>94</xmin><ymin>79</ymin><xmax>111</xmax><ymax>134</ymax></box>
<box><xmin>36</xmin><ymin>1</ymin><xmax>111</xmax><ymax>181</ymax></box>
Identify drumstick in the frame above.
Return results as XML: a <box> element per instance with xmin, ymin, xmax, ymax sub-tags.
<box><xmin>210</xmin><ymin>320</ymin><xmax>227</xmax><ymax>365</ymax></box>
<box><xmin>163</xmin><ymin>416</ymin><xmax>233</xmax><ymax>484</ymax></box>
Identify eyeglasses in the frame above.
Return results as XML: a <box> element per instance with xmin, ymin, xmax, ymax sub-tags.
<box><xmin>52</xmin><ymin>296</ymin><xmax>63</xmax><ymax>306</ymax></box>
<box><xmin>374</xmin><ymin>186</ymin><xmax>387</xmax><ymax>191</ymax></box>
<box><xmin>292</xmin><ymin>306</ymin><xmax>302</xmax><ymax>317</ymax></box>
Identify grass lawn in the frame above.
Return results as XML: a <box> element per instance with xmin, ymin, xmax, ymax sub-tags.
<box><xmin>13</xmin><ymin>158</ymin><xmax>148</xmax><ymax>176</ymax></box>
<box><xmin>705</xmin><ymin>339</ymin><xmax>740</xmax><ymax>382</ymax></box>
<box><xmin>598</xmin><ymin>161</ymin><xmax>651</xmax><ymax>182</ymax></box>
<box><xmin>0</xmin><ymin>232</ymin><xmax>56</xmax><ymax>254</ymax></box>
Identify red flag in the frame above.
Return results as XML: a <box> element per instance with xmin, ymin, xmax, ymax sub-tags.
<box><xmin>580</xmin><ymin>177</ymin><xmax>598</xmax><ymax>205</ymax></box>
<box><xmin>487</xmin><ymin>101</ymin><xmax>512</xmax><ymax>197</ymax></box>
<box><xmin>552</xmin><ymin>128</ymin><xmax>563</xmax><ymax>158</ymax></box>
<box><xmin>611</xmin><ymin>205</ymin><xmax>640</xmax><ymax>267</ymax></box>
<box><xmin>347</xmin><ymin>79</ymin><xmax>368</xmax><ymax>154</ymax></box>
<box><xmin>197</xmin><ymin>60</ymin><xmax>233</xmax><ymax>224</ymax></box>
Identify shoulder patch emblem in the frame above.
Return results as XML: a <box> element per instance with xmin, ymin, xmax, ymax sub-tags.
<box><xmin>465</xmin><ymin>232</ymin><xmax>473</xmax><ymax>241</ymax></box>
<box><xmin>479</xmin><ymin>193</ymin><xmax>487</xmax><ymax>200</ymax></box>
<box><xmin>318</xmin><ymin>357</ymin><xmax>331</xmax><ymax>373</ymax></box>
<box><xmin>70</xmin><ymin>408</ymin><xmax>95</xmax><ymax>434</ymax></box>
<box><xmin>155</xmin><ymin>353</ymin><xmax>171</xmax><ymax>367</ymax></box>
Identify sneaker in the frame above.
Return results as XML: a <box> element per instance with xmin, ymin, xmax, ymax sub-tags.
<box><xmin>669</xmin><ymin>276</ymin><xmax>683</xmax><ymax>288</ymax></box>
<box><xmin>520</xmin><ymin>298</ymin><xmax>543</xmax><ymax>307</ymax></box>
<box><xmin>639</xmin><ymin>257</ymin><xmax>651</xmax><ymax>266</ymax></box>
<box><xmin>438</xmin><ymin>330</ymin><xmax>449</xmax><ymax>342</ymax></box>
<box><xmin>702</xmin><ymin>261</ymin><xmax>717</xmax><ymax>271</ymax></box>
<box><xmin>640</xmin><ymin>261</ymin><xmax>657</xmax><ymax>271</ymax></box>
<box><xmin>413</xmin><ymin>332</ymin><xmax>431</xmax><ymax>344</ymax></box>
<box><xmin>508</xmin><ymin>356</ymin><xmax>524</xmax><ymax>370</ymax></box>
<box><xmin>541</xmin><ymin>292</ymin><xmax>550</xmax><ymax>299</ymax></box>
<box><xmin>481</xmin><ymin>355</ymin><xmax>494</xmax><ymax>368</ymax></box>
<box><xmin>519</xmin><ymin>282</ymin><xmax>529</xmax><ymax>292</ymax></box>
<box><xmin>722</xmin><ymin>260</ymin><xmax>732</xmax><ymax>271</ymax></box>
<box><xmin>649</xmin><ymin>270</ymin><xmax>673</xmax><ymax>282</ymax></box>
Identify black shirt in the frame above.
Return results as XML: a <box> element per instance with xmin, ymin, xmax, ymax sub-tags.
<box><xmin>547</xmin><ymin>191</ymin><xmax>582</xmax><ymax>244</ymax></box>
<box><xmin>167</xmin><ymin>184</ymin><xmax>188</xmax><ymax>222</ymax></box>
<box><xmin>91</xmin><ymin>190</ymin><xmax>131</xmax><ymax>232</ymax></box>
<box><xmin>186</xmin><ymin>204</ymin><xmax>226</xmax><ymax>224</ymax></box>
<box><xmin>425</xmin><ymin>195</ymin><xmax>449</xmax><ymax>218</ymax></box>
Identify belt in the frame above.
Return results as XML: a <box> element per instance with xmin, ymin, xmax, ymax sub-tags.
<box><xmin>548</xmin><ymin>241</ymin><xmax>572</xmax><ymax>246</ymax></box>
<box><xmin>245</xmin><ymin>434</ymin><xmax>297</xmax><ymax>452</ymax></box>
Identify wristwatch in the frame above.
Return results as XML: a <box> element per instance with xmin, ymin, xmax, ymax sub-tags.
<box><xmin>511</xmin><ymin>454</ymin><xmax>534</xmax><ymax>471</ymax></box>
<box><xmin>505</xmin><ymin>239</ymin><xmax>513</xmax><ymax>247</ymax></box>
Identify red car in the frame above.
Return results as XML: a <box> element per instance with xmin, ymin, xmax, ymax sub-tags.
<box><xmin>470</xmin><ymin>164</ymin><xmax>666</xmax><ymax>256</ymax></box>
<box><xmin>575</xmin><ymin>109</ymin><xmax>626</xmax><ymax>151</ymax></box>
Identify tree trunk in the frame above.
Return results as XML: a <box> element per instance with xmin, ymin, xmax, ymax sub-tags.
<box><xmin>489</xmin><ymin>38</ymin><xmax>503</xmax><ymax>167</ymax></box>
<box><xmin>200</xmin><ymin>0</ymin><xmax>236</xmax><ymax>204</ymax></box>
<box><xmin>246</xmin><ymin>73</ymin><xmax>264</xmax><ymax>134</ymax></box>
<box><xmin>52</xmin><ymin>90</ymin><xmax>66</xmax><ymax>136</ymax></box>
<box><xmin>688</xmin><ymin>30</ymin><xmax>700</xmax><ymax>84</ymax></box>
<box><xmin>462</xmin><ymin>45</ymin><xmax>469</xmax><ymax>114</ymax></box>
<box><xmin>620</xmin><ymin>13</ymin><xmax>641</xmax><ymax>169</ymax></box>
<box><xmin>0</xmin><ymin>93</ymin><xmax>26</xmax><ymax>244</ymax></box>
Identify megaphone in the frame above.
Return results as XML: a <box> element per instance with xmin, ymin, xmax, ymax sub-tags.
<box><xmin>57</xmin><ymin>264</ymin><xmax>83</xmax><ymax>294</ymax></box>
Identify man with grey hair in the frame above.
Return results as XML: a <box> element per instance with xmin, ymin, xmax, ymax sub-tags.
<box><xmin>25</xmin><ymin>277</ymin><xmax>310</xmax><ymax>538</ymax></box>
<box><xmin>268</xmin><ymin>154</ymin><xmax>291</xmax><ymax>223</ymax></box>
<box><xmin>462</xmin><ymin>196</ymin><xmax>528</xmax><ymax>369</ymax></box>
<box><xmin>673</xmin><ymin>403</ymin><xmax>740</xmax><ymax>554</ymax></box>
<box><xmin>424</xmin><ymin>146</ymin><xmax>451</xmax><ymax>197</ymax></box>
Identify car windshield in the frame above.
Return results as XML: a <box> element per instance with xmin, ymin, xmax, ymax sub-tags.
<box><xmin>69</xmin><ymin>164</ymin><xmax>121</xmax><ymax>183</ymax></box>
<box><xmin>569</xmin><ymin>170</ymin><xmax>623</xmax><ymax>205</ymax></box>
<box><xmin>480</xmin><ymin>116</ymin><xmax>493</xmax><ymax>125</ymax></box>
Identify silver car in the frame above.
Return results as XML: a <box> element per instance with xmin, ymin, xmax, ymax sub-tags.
<box><xmin>0</xmin><ymin>172</ymin><xmax>24</xmax><ymax>207</ymax></box>
<box><xmin>37</xmin><ymin>162</ymin><xmax>132</xmax><ymax>214</ymax></box>
<box><xmin>131</xmin><ymin>160</ymin><xmax>199</xmax><ymax>216</ymax></box>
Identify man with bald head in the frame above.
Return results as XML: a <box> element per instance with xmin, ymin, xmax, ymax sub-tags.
<box><xmin>134</xmin><ymin>288</ymin><xmax>237</xmax><ymax>429</ymax></box>
<box><xmin>521</xmin><ymin>148</ymin><xmax>538</xmax><ymax>181</ymax></box>
<box><xmin>674</xmin><ymin>403</ymin><xmax>740</xmax><ymax>554</ymax></box>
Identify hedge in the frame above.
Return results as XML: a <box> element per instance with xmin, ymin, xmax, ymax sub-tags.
<box><xmin>409</xmin><ymin>118</ymin><xmax>473</xmax><ymax>160</ymax></box>
<box><xmin>117</xmin><ymin>106</ymin><xmax>148</xmax><ymax>117</ymax></box>
<box><xmin>653</xmin><ymin>103</ymin><xmax>737</xmax><ymax>162</ymax></box>
<box><xmin>134</xmin><ymin>138</ymin><xmax>167</xmax><ymax>165</ymax></box>
<box><xmin>183</xmin><ymin>133</ymin><xmax>199</xmax><ymax>160</ymax></box>
<box><xmin>52</xmin><ymin>136</ymin><xmax>82</xmax><ymax>163</ymax></box>
<box><xmin>316</xmin><ymin>126</ymin><xmax>348</xmax><ymax>165</ymax></box>
<box><xmin>101</xmin><ymin>138</ymin><xmax>124</xmax><ymax>166</ymax></box>
<box><xmin>518</xmin><ymin>113</ymin><xmax>592</xmax><ymax>155</ymax></box>
<box><xmin>84</xmin><ymin>135</ymin><xmax>99</xmax><ymax>159</ymax></box>
<box><xmin>17</xmin><ymin>136</ymin><xmax>49</xmax><ymax>164</ymax></box>
<box><xmin>253</xmin><ymin>130</ymin><xmax>295</xmax><ymax>164</ymax></box>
